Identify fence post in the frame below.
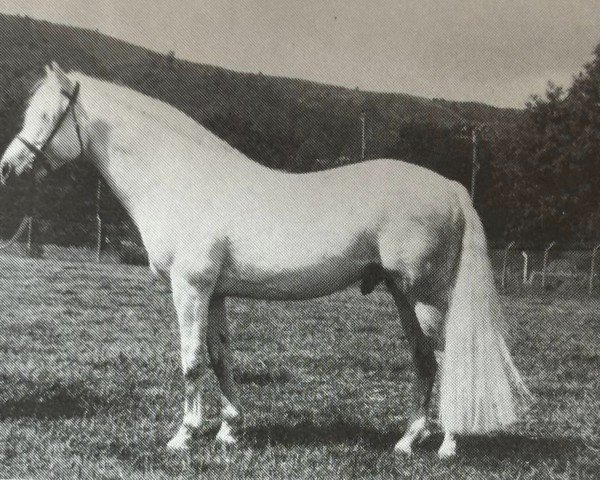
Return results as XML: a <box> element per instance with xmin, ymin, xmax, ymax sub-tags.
<box><xmin>95</xmin><ymin>178</ymin><xmax>103</xmax><ymax>263</ymax></box>
<box><xmin>589</xmin><ymin>243</ymin><xmax>600</xmax><ymax>295</ymax></box>
<box><xmin>521</xmin><ymin>251</ymin><xmax>529</xmax><ymax>285</ymax></box>
<box><xmin>501</xmin><ymin>241</ymin><xmax>515</xmax><ymax>289</ymax></box>
<box><xmin>541</xmin><ymin>241</ymin><xmax>556</xmax><ymax>290</ymax></box>
<box><xmin>26</xmin><ymin>216</ymin><xmax>33</xmax><ymax>255</ymax></box>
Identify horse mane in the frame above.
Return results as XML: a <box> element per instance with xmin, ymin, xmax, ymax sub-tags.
<box><xmin>68</xmin><ymin>72</ymin><xmax>244</xmax><ymax>157</ymax></box>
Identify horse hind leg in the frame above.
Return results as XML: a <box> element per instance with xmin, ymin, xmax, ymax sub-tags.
<box><xmin>386</xmin><ymin>277</ymin><xmax>438</xmax><ymax>456</ymax></box>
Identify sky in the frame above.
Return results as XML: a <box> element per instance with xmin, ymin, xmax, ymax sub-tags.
<box><xmin>0</xmin><ymin>0</ymin><xmax>598</xmax><ymax>108</ymax></box>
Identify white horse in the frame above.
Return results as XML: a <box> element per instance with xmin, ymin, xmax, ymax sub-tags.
<box><xmin>0</xmin><ymin>64</ymin><xmax>529</xmax><ymax>459</ymax></box>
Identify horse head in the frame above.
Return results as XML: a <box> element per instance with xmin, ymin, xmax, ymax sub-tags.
<box><xmin>0</xmin><ymin>62</ymin><xmax>85</xmax><ymax>186</ymax></box>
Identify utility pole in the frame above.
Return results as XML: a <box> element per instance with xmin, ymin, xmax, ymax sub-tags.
<box><xmin>360</xmin><ymin>113</ymin><xmax>366</xmax><ymax>161</ymax></box>
<box><xmin>459</xmin><ymin>124</ymin><xmax>484</xmax><ymax>203</ymax></box>
<box><xmin>95</xmin><ymin>177</ymin><xmax>103</xmax><ymax>263</ymax></box>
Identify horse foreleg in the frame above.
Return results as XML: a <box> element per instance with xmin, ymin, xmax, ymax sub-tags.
<box><xmin>206</xmin><ymin>295</ymin><xmax>242</xmax><ymax>447</ymax></box>
<box><xmin>167</xmin><ymin>277</ymin><xmax>211</xmax><ymax>451</ymax></box>
<box><xmin>387</xmin><ymin>280</ymin><xmax>437</xmax><ymax>455</ymax></box>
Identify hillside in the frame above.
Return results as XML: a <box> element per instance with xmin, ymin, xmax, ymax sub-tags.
<box><xmin>0</xmin><ymin>14</ymin><xmax>520</xmax><ymax>152</ymax></box>
<box><xmin>0</xmin><ymin>14</ymin><xmax>521</xmax><ymax>245</ymax></box>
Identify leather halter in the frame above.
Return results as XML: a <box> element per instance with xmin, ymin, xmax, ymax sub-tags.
<box><xmin>17</xmin><ymin>82</ymin><xmax>85</xmax><ymax>173</ymax></box>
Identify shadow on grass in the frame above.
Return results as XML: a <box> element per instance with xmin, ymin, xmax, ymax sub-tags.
<box><xmin>448</xmin><ymin>433</ymin><xmax>588</xmax><ymax>461</ymax></box>
<box><xmin>99</xmin><ymin>422</ymin><xmax>591</xmax><ymax>477</ymax></box>
<box><xmin>243</xmin><ymin>419</ymin><xmax>586</xmax><ymax>462</ymax></box>
<box><xmin>0</xmin><ymin>380</ymin><xmax>108</xmax><ymax>419</ymax></box>
<box><xmin>242</xmin><ymin>418</ymin><xmax>400</xmax><ymax>450</ymax></box>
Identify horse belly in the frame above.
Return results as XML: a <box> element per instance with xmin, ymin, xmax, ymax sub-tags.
<box><xmin>216</xmin><ymin>234</ymin><xmax>377</xmax><ymax>300</ymax></box>
<box><xmin>216</xmin><ymin>264</ymin><xmax>360</xmax><ymax>299</ymax></box>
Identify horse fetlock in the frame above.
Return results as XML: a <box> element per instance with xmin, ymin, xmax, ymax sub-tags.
<box><xmin>221</xmin><ymin>403</ymin><xmax>242</xmax><ymax>425</ymax></box>
<box><xmin>182</xmin><ymin>410</ymin><xmax>203</xmax><ymax>430</ymax></box>
<box><xmin>183</xmin><ymin>361</ymin><xmax>203</xmax><ymax>381</ymax></box>
<box><xmin>416</xmin><ymin>427</ymin><xmax>432</xmax><ymax>445</ymax></box>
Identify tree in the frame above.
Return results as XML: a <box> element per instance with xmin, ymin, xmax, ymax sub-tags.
<box><xmin>489</xmin><ymin>43</ymin><xmax>600</xmax><ymax>245</ymax></box>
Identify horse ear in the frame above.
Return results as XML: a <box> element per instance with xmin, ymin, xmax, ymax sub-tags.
<box><xmin>45</xmin><ymin>64</ymin><xmax>53</xmax><ymax>75</ymax></box>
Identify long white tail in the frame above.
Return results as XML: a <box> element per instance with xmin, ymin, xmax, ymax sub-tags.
<box><xmin>439</xmin><ymin>185</ymin><xmax>530</xmax><ymax>434</ymax></box>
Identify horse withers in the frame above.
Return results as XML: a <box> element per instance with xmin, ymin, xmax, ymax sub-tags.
<box><xmin>0</xmin><ymin>63</ymin><xmax>530</xmax><ymax>459</ymax></box>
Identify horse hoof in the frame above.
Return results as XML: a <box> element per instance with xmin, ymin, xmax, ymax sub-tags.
<box><xmin>394</xmin><ymin>439</ymin><xmax>413</xmax><ymax>456</ymax></box>
<box><xmin>437</xmin><ymin>441</ymin><xmax>456</xmax><ymax>459</ymax></box>
<box><xmin>216</xmin><ymin>432</ymin><xmax>237</xmax><ymax>447</ymax></box>
<box><xmin>167</xmin><ymin>426</ymin><xmax>192</xmax><ymax>451</ymax></box>
<box><xmin>215</xmin><ymin>422</ymin><xmax>237</xmax><ymax>447</ymax></box>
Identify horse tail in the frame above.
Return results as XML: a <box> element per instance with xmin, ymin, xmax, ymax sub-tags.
<box><xmin>439</xmin><ymin>184</ymin><xmax>530</xmax><ymax>434</ymax></box>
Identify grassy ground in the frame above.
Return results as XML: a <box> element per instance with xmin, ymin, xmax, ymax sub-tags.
<box><xmin>0</xmin><ymin>256</ymin><xmax>598</xmax><ymax>479</ymax></box>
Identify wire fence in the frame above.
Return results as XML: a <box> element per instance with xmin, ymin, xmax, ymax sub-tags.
<box><xmin>0</xmin><ymin>217</ymin><xmax>138</xmax><ymax>265</ymax></box>
<box><xmin>491</xmin><ymin>241</ymin><xmax>600</xmax><ymax>296</ymax></box>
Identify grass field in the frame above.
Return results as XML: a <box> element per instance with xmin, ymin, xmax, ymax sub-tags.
<box><xmin>0</xmin><ymin>256</ymin><xmax>598</xmax><ymax>479</ymax></box>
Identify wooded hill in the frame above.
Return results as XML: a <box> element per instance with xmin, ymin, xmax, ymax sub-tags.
<box><xmin>0</xmin><ymin>14</ymin><xmax>521</xmax><ymax>246</ymax></box>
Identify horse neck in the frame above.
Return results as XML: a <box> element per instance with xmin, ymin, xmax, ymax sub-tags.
<box><xmin>76</xmin><ymin>77</ymin><xmax>282</xmax><ymax>233</ymax></box>
<box><xmin>81</xmin><ymin>85</ymin><xmax>216</xmax><ymax>214</ymax></box>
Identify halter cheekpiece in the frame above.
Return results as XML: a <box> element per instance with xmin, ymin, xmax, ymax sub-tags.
<box><xmin>17</xmin><ymin>81</ymin><xmax>84</xmax><ymax>173</ymax></box>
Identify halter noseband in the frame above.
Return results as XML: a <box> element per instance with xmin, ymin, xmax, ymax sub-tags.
<box><xmin>17</xmin><ymin>82</ymin><xmax>85</xmax><ymax>173</ymax></box>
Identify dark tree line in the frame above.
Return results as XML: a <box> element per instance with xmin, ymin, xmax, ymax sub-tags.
<box><xmin>485</xmin><ymin>43</ymin><xmax>600</xmax><ymax>246</ymax></box>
